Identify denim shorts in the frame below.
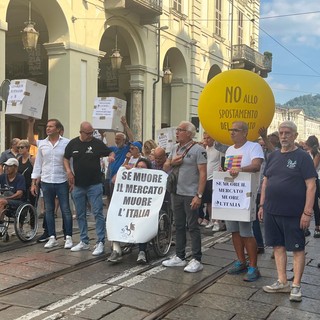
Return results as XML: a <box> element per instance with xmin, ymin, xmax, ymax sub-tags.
<box><xmin>226</xmin><ymin>220</ymin><xmax>253</xmax><ymax>237</ymax></box>
<box><xmin>264</xmin><ymin>212</ymin><xmax>305</xmax><ymax>251</ymax></box>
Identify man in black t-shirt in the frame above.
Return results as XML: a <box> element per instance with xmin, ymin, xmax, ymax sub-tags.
<box><xmin>64</xmin><ymin>121</ymin><xmax>111</xmax><ymax>256</ymax></box>
<box><xmin>259</xmin><ymin>121</ymin><xmax>317</xmax><ymax>302</ymax></box>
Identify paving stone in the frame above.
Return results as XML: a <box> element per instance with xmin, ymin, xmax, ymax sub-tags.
<box><xmin>303</xmin><ymin>264</ymin><xmax>320</xmax><ymax>276</ymax></box>
<box><xmin>63</xmin><ymin>299</ymin><xmax>119</xmax><ymax>319</ymax></box>
<box><xmin>301</xmin><ymin>272</ymin><xmax>320</xmax><ymax>286</ymax></box>
<box><xmin>152</xmin><ymin>264</ymin><xmax>219</xmax><ymax>286</ymax></box>
<box><xmin>106</xmin><ymin>287</ymin><xmax>170</xmax><ymax>312</ymax></box>
<box><xmin>22</xmin><ymin>259</ymin><xmax>70</xmax><ymax>273</ymax></box>
<box><xmin>100</xmin><ymin>306</ymin><xmax>148</xmax><ymax>320</ymax></box>
<box><xmin>0</xmin><ymin>273</ymin><xmax>26</xmax><ymax>291</ymax></box>
<box><xmin>201</xmin><ymin>254</ymin><xmax>233</xmax><ymax>268</ymax></box>
<box><xmin>185</xmin><ymin>292</ymin><xmax>274</xmax><ymax>319</ymax></box>
<box><xmin>217</xmin><ymin>273</ymin><xmax>270</xmax><ymax>289</ymax></box>
<box><xmin>0</xmin><ymin>305</ymin><xmax>46</xmax><ymax>320</ymax></box>
<box><xmin>0</xmin><ymin>263</ymin><xmax>48</xmax><ymax>280</ymax></box>
<box><xmin>205</xmin><ymin>247</ymin><xmax>237</xmax><ymax>260</ymax></box>
<box><xmin>232</xmin><ymin>314</ymin><xmax>266</xmax><ymax>320</ymax></box>
<box><xmin>164</xmin><ymin>304</ymin><xmax>233</xmax><ymax>320</ymax></box>
<box><xmin>203</xmin><ymin>282</ymin><xmax>258</xmax><ymax>299</ymax></box>
<box><xmin>268</xmin><ymin>306</ymin><xmax>320</xmax><ymax>320</ymax></box>
<box><xmin>251</xmin><ymin>288</ymin><xmax>320</xmax><ymax>314</ymax></box>
<box><xmin>33</xmin><ymin>277</ymin><xmax>107</xmax><ymax>296</ymax></box>
<box><xmin>0</xmin><ymin>288</ymin><xmax>66</xmax><ymax>308</ymax></box>
<box><xmin>130</xmin><ymin>276</ymin><xmax>190</xmax><ymax>298</ymax></box>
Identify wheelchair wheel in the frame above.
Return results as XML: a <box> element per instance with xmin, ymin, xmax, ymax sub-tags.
<box><xmin>14</xmin><ymin>203</ymin><xmax>38</xmax><ymax>242</ymax></box>
<box><xmin>152</xmin><ymin>210</ymin><xmax>172</xmax><ymax>257</ymax></box>
<box><xmin>0</xmin><ymin>214</ymin><xmax>10</xmax><ymax>242</ymax></box>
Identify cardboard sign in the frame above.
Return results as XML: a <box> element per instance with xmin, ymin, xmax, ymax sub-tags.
<box><xmin>156</xmin><ymin>127</ymin><xmax>176</xmax><ymax>154</ymax></box>
<box><xmin>212</xmin><ymin>171</ymin><xmax>259</xmax><ymax>222</ymax></box>
<box><xmin>106</xmin><ymin>167</ymin><xmax>168</xmax><ymax>243</ymax></box>
<box><xmin>6</xmin><ymin>79</ymin><xmax>46</xmax><ymax>119</ymax></box>
<box><xmin>92</xmin><ymin>97</ymin><xmax>127</xmax><ymax>130</ymax></box>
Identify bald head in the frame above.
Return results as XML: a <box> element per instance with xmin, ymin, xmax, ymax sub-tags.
<box><xmin>154</xmin><ymin>147</ymin><xmax>166</xmax><ymax>167</ymax></box>
<box><xmin>79</xmin><ymin>122</ymin><xmax>94</xmax><ymax>141</ymax></box>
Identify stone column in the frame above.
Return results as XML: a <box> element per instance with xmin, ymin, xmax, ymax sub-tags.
<box><xmin>131</xmin><ymin>89</ymin><xmax>143</xmax><ymax>141</ymax></box>
<box><xmin>126</xmin><ymin>65</ymin><xmax>146</xmax><ymax>141</ymax></box>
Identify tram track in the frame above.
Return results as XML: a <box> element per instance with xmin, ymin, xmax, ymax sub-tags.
<box><xmin>0</xmin><ymin>228</ymin><xmax>233</xmax><ymax>320</ymax></box>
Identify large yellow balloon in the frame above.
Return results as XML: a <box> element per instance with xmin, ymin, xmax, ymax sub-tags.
<box><xmin>198</xmin><ymin>69</ymin><xmax>275</xmax><ymax>145</ymax></box>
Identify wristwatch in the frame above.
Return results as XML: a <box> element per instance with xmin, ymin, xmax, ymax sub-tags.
<box><xmin>196</xmin><ymin>193</ymin><xmax>203</xmax><ymax>199</ymax></box>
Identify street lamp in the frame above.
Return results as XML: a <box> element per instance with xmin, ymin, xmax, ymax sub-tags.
<box><xmin>110</xmin><ymin>29</ymin><xmax>123</xmax><ymax>70</ymax></box>
<box><xmin>163</xmin><ymin>56</ymin><xmax>173</xmax><ymax>84</ymax></box>
<box><xmin>21</xmin><ymin>1</ymin><xmax>39</xmax><ymax>51</ymax></box>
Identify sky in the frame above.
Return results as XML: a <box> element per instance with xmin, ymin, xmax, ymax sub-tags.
<box><xmin>259</xmin><ymin>0</ymin><xmax>320</xmax><ymax>105</ymax></box>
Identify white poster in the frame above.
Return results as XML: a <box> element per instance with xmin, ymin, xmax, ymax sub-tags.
<box><xmin>212</xmin><ymin>179</ymin><xmax>251</xmax><ymax>210</ymax></box>
<box><xmin>107</xmin><ymin>167</ymin><xmax>168</xmax><ymax>243</ymax></box>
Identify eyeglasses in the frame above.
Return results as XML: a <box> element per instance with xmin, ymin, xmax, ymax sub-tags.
<box><xmin>176</xmin><ymin>128</ymin><xmax>188</xmax><ymax>132</ymax></box>
<box><xmin>80</xmin><ymin>131</ymin><xmax>94</xmax><ymax>135</ymax></box>
<box><xmin>228</xmin><ymin>128</ymin><xmax>243</xmax><ymax>132</ymax></box>
<box><xmin>17</xmin><ymin>146</ymin><xmax>27</xmax><ymax>149</ymax></box>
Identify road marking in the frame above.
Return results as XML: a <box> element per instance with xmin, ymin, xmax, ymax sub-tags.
<box><xmin>14</xmin><ymin>235</ymin><xmax>224</xmax><ymax>319</ymax></box>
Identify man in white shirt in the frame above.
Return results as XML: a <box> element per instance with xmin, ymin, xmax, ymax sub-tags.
<box><xmin>224</xmin><ymin>121</ymin><xmax>264</xmax><ymax>282</ymax></box>
<box><xmin>30</xmin><ymin>119</ymin><xmax>73</xmax><ymax>249</ymax></box>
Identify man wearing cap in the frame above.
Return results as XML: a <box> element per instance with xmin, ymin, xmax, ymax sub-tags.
<box><xmin>64</xmin><ymin>121</ymin><xmax>112</xmax><ymax>256</ymax></box>
<box><xmin>122</xmin><ymin>141</ymin><xmax>142</xmax><ymax>169</ymax></box>
<box><xmin>107</xmin><ymin>116</ymin><xmax>134</xmax><ymax>196</ymax></box>
<box><xmin>0</xmin><ymin>138</ymin><xmax>21</xmax><ymax>174</ymax></box>
<box><xmin>0</xmin><ymin>158</ymin><xmax>26</xmax><ymax>222</ymax></box>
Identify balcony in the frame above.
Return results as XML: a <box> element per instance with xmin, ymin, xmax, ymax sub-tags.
<box><xmin>105</xmin><ymin>0</ymin><xmax>163</xmax><ymax>25</ymax></box>
<box><xmin>231</xmin><ymin>44</ymin><xmax>272</xmax><ymax>78</ymax></box>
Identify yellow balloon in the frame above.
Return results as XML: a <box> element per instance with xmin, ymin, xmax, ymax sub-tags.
<box><xmin>198</xmin><ymin>69</ymin><xmax>275</xmax><ymax>145</ymax></box>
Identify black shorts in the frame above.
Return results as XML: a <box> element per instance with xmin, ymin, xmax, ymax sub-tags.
<box><xmin>264</xmin><ymin>212</ymin><xmax>305</xmax><ymax>251</ymax></box>
<box><xmin>202</xmin><ymin>180</ymin><xmax>212</xmax><ymax>204</ymax></box>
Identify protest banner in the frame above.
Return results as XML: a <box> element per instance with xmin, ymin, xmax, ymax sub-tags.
<box><xmin>212</xmin><ymin>171</ymin><xmax>259</xmax><ymax>222</ymax></box>
<box><xmin>106</xmin><ymin>167</ymin><xmax>168</xmax><ymax>243</ymax></box>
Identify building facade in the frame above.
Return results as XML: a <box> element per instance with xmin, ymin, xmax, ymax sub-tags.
<box><xmin>1</xmin><ymin>0</ymin><xmax>272</xmax><ymax>150</ymax></box>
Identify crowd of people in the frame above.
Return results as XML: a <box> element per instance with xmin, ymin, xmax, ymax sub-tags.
<box><xmin>0</xmin><ymin>118</ymin><xmax>319</xmax><ymax>302</ymax></box>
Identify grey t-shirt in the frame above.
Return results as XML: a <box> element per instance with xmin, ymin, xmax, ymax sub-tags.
<box><xmin>169</xmin><ymin>142</ymin><xmax>207</xmax><ymax>196</ymax></box>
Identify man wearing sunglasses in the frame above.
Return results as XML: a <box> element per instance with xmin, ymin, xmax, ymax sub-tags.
<box><xmin>224</xmin><ymin>121</ymin><xmax>264</xmax><ymax>282</ymax></box>
<box><xmin>64</xmin><ymin>121</ymin><xmax>112</xmax><ymax>256</ymax></box>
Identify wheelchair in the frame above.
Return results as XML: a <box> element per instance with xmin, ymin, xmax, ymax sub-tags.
<box><xmin>121</xmin><ymin>201</ymin><xmax>173</xmax><ymax>258</ymax></box>
<box><xmin>152</xmin><ymin>207</ymin><xmax>172</xmax><ymax>257</ymax></box>
<box><xmin>0</xmin><ymin>190</ymin><xmax>38</xmax><ymax>242</ymax></box>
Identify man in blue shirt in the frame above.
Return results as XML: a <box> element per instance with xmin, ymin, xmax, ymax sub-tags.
<box><xmin>0</xmin><ymin>158</ymin><xmax>26</xmax><ymax>222</ymax></box>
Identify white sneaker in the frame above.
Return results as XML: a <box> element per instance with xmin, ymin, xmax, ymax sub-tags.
<box><xmin>212</xmin><ymin>222</ymin><xmax>220</xmax><ymax>232</ymax></box>
<box><xmin>71</xmin><ymin>241</ymin><xmax>90</xmax><ymax>252</ymax></box>
<box><xmin>162</xmin><ymin>255</ymin><xmax>187</xmax><ymax>267</ymax></box>
<box><xmin>92</xmin><ymin>242</ymin><xmax>105</xmax><ymax>256</ymax></box>
<box><xmin>184</xmin><ymin>259</ymin><xmax>204</xmax><ymax>273</ymax></box>
<box><xmin>205</xmin><ymin>221</ymin><xmax>215</xmax><ymax>229</ymax></box>
<box><xmin>44</xmin><ymin>236</ymin><xmax>59</xmax><ymax>249</ymax></box>
<box><xmin>64</xmin><ymin>236</ymin><xmax>73</xmax><ymax>249</ymax></box>
<box><xmin>137</xmin><ymin>251</ymin><xmax>147</xmax><ymax>264</ymax></box>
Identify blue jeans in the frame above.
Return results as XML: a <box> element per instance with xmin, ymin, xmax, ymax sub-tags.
<box><xmin>72</xmin><ymin>183</ymin><xmax>105</xmax><ymax>244</ymax></box>
<box><xmin>171</xmin><ymin>194</ymin><xmax>202</xmax><ymax>261</ymax></box>
<box><xmin>41</xmin><ymin>181</ymin><xmax>72</xmax><ymax>237</ymax></box>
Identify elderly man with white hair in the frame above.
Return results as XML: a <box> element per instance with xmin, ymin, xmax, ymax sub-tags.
<box><xmin>162</xmin><ymin>121</ymin><xmax>207</xmax><ymax>273</ymax></box>
<box><xmin>0</xmin><ymin>158</ymin><xmax>26</xmax><ymax>222</ymax></box>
